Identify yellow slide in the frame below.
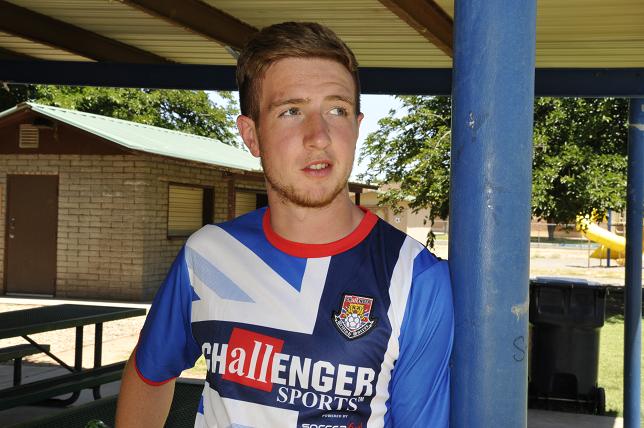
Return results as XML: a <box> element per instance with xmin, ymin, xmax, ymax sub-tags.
<box><xmin>576</xmin><ymin>215</ymin><xmax>643</xmax><ymax>264</ymax></box>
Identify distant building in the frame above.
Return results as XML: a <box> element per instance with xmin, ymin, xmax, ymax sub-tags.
<box><xmin>358</xmin><ymin>187</ymin><xmax>438</xmax><ymax>244</ymax></box>
<box><xmin>0</xmin><ymin>102</ymin><xmax>268</xmax><ymax>300</ymax></box>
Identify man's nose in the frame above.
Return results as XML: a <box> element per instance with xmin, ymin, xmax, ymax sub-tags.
<box><xmin>303</xmin><ymin>113</ymin><xmax>331</xmax><ymax>150</ymax></box>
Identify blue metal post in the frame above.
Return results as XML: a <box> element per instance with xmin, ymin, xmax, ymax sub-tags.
<box><xmin>624</xmin><ymin>98</ymin><xmax>644</xmax><ymax>428</ymax></box>
<box><xmin>449</xmin><ymin>1</ymin><xmax>536</xmax><ymax>426</ymax></box>
<box><xmin>607</xmin><ymin>209</ymin><xmax>612</xmax><ymax>267</ymax></box>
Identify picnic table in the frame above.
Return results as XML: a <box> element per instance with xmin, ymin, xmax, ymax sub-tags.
<box><xmin>0</xmin><ymin>304</ymin><xmax>146</xmax><ymax>410</ymax></box>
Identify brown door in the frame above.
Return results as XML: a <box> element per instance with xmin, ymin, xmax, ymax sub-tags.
<box><xmin>5</xmin><ymin>175</ymin><xmax>58</xmax><ymax>295</ymax></box>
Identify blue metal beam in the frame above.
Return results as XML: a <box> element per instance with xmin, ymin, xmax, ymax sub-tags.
<box><xmin>364</xmin><ymin>68</ymin><xmax>644</xmax><ymax>97</ymax></box>
<box><xmin>0</xmin><ymin>60</ymin><xmax>238</xmax><ymax>90</ymax></box>
<box><xmin>449</xmin><ymin>1</ymin><xmax>536</xmax><ymax>426</ymax></box>
<box><xmin>2</xmin><ymin>60</ymin><xmax>644</xmax><ymax>96</ymax></box>
<box><xmin>624</xmin><ymin>98</ymin><xmax>644</xmax><ymax>428</ymax></box>
<box><xmin>360</xmin><ymin>67</ymin><xmax>452</xmax><ymax>95</ymax></box>
<box><xmin>536</xmin><ymin>69</ymin><xmax>644</xmax><ymax>97</ymax></box>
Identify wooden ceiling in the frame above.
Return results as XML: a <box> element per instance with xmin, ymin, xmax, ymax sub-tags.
<box><xmin>1</xmin><ymin>0</ymin><xmax>643</xmax><ymax>69</ymax></box>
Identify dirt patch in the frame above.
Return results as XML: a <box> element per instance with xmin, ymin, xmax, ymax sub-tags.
<box><xmin>529</xmin><ymin>246</ymin><xmax>626</xmax><ymax>286</ymax></box>
<box><xmin>433</xmin><ymin>242</ymin><xmax>628</xmax><ymax>286</ymax></box>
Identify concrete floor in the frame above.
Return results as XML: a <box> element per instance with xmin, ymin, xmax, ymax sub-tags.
<box><xmin>0</xmin><ymin>365</ymin><xmax>625</xmax><ymax>428</ymax></box>
<box><xmin>528</xmin><ymin>409</ymin><xmax>622</xmax><ymax>428</ymax></box>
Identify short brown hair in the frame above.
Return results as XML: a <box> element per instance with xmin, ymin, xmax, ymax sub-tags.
<box><xmin>236</xmin><ymin>22</ymin><xmax>360</xmax><ymax>122</ymax></box>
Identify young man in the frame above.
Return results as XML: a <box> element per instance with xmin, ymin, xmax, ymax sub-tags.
<box><xmin>116</xmin><ymin>22</ymin><xmax>453</xmax><ymax>428</ymax></box>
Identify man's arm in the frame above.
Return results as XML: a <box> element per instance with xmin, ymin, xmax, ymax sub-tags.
<box><xmin>115</xmin><ymin>351</ymin><xmax>176</xmax><ymax>428</ymax></box>
<box><xmin>388</xmin><ymin>259</ymin><xmax>454</xmax><ymax>427</ymax></box>
<box><xmin>115</xmin><ymin>247</ymin><xmax>201</xmax><ymax>427</ymax></box>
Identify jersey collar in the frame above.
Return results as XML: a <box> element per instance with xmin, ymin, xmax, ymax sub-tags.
<box><xmin>262</xmin><ymin>207</ymin><xmax>378</xmax><ymax>258</ymax></box>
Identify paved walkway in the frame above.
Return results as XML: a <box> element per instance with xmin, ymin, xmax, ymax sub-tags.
<box><xmin>529</xmin><ymin>409</ymin><xmax>622</xmax><ymax>428</ymax></box>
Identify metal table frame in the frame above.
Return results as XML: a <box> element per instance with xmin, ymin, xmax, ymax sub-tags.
<box><xmin>0</xmin><ymin>304</ymin><xmax>146</xmax><ymax>405</ymax></box>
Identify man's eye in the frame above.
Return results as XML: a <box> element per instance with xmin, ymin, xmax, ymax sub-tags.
<box><xmin>329</xmin><ymin>107</ymin><xmax>348</xmax><ymax>116</ymax></box>
<box><xmin>280</xmin><ymin>107</ymin><xmax>300</xmax><ymax>117</ymax></box>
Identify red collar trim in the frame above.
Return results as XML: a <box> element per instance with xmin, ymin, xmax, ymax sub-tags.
<box><xmin>263</xmin><ymin>207</ymin><xmax>378</xmax><ymax>258</ymax></box>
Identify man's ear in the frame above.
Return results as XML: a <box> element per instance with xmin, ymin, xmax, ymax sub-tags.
<box><xmin>237</xmin><ymin>115</ymin><xmax>260</xmax><ymax>157</ymax></box>
<box><xmin>354</xmin><ymin>112</ymin><xmax>364</xmax><ymax>141</ymax></box>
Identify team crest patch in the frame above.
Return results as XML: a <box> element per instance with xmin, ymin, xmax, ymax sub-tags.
<box><xmin>333</xmin><ymin>294</ymin><xmax>377</xmax><ymax>339</ymax></box>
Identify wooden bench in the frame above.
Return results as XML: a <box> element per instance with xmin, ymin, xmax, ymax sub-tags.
<box><xmin>0</xmin><ymin>361</ymin><xmax>125</xmax><ymax>411</ymax></box>
<box><xmin>0</xmin><ymin>343</ymin><xmax>50</xmax><ymax>387</ymax></box>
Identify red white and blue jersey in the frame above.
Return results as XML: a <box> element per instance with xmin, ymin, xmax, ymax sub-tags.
<box><xmin>135</xmin><ymin>207</ymin><xmax>453</xmax><ymax>428</ymax></box>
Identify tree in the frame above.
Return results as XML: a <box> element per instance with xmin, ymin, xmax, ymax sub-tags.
<box><xmin>359</xmin><ymin>96</ymin><xmax>628</xmax><ymax>245</ymax></box>
<box><xmin>532</xmin><ymin>98</ymin><xmax>628</xmax><ymax>237</ymax></box>
<box><xmin>358</xmin><ymin>96</ymin><xmax>451</xmax><ymax>246</ymax></box>
<box><xmin>1</xmin><ymin>85</ymin><xmax>239</xmax><ymax>146</ymax></box>
<box><xmin>0</xmin><ymin>84</ymin><xmax>37</xmax><ymax>112</ymax></box>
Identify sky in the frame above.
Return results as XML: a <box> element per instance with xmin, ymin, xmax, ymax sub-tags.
<box><xmin>353</xmin><ymin>94</ymin><xmax>402</xmax><ymax>179</ymax></box>
<box><xmin>208</xmin><ymin>91</ymin><xmax>401</xmax><ymax>180</ymax></box>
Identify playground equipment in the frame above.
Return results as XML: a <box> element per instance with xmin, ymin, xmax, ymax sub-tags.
<box><xmin>576</xmin><ymin>215</ymin><xmax>644</xmax><ymax>265</ymax></box>
<box><xmin>577</xmin><ymin>215</ymin><xmax>625</xmax><ymax>264</ymax></box>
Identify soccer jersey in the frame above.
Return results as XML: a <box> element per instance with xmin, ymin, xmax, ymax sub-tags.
<box><xmin>135</xmin><ymin>207</ymin><xmax>453</xmax><ymax>428</ymax></box>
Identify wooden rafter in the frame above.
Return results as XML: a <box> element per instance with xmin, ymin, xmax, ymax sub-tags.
<box><xmin>0</xmin><ymin>1</ymin><xmax>170</xmax><ymax>63</ymax></box>
<box><xmin>122</xmin><ymin>0</ymin><xmax>258</xmax><ymax>51</ymax></box>
<box><xmin>0</xmin><ymin>46</ymin><xmax>36</xmax><ymax>61</ymax></box>
<box><xmin>379</xmin><ymin>0</ymin><xmax>453</xmax><ymax>57</ymax></box>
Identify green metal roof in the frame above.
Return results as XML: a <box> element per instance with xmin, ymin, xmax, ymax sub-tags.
<box><xmin>0</xmin><ymin>102</ymin><xmax>261</xmax><ymax>172</ymax></box>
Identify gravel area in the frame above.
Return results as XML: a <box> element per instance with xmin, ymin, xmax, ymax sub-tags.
<box><xmin>431</xmin><ymin>241</ymin><xmax>628</xmax><ymax>286</ymax></box>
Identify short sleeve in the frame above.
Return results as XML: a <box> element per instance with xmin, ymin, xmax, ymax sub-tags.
<box><xmin>386</xmin><ymin>259</ymin><xmax>454</xmax><ymax>427</ymax></box>
<box><xmin>135</xmin><ymin>247</ymin><xmax>202</xmax><ymax>385</ymax></box>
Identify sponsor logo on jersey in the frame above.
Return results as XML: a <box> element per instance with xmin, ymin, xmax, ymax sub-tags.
<box><xmin>301</xmin><ymin>423</ymin><xmax>362</xmax><ymax>428</ymax></box>
<box><xmin>201</xmin><ymin>327</ymin><xmax>376</xmax><ymax>412</ymax></box>
<box><xmin>333</xmin><ymin>294</ymin><xmax>377</xmax><ymax>339</ymax></box>
<box><xmin>220</xmin><ymin>328</ymin><xmax>284</xmax><ymax>391</ymax></box>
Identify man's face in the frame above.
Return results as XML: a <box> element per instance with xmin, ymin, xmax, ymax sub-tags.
<box><xmin>239</xmin><ymin>57</ymin><xmax>363</xmax><ymax>208</ymax></box>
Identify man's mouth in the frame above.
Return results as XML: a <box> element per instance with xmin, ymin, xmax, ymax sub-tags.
<box><xmin>307</xmin><ymin>162</ymin><xmax>330</xmax><ymax>170</ymax></box>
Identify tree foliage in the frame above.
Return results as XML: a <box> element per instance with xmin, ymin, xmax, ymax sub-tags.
<box><xmin>1</xmin><ymin>85</ymin><xmax>239</xmax><ymax>146</ymax></box>
<box><xmin>358</xmin><ymin>96</ymin><xmax>451</xmax><ymax>246</ymax></box>
<box><xmin>531</xmin><ymin>98</ymin><xmax>628</xmax><ymax>225</ymax></box>
<box><xmin>359</xmin><ymin>96</ymin><xmax>628</xmax><ymax>244</ymax></box>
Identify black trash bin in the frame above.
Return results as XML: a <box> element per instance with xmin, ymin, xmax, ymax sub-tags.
<box><xmin>528</xmin><ymin>277</ymin><xmax>607</xmax><ymax>414</ymax></box>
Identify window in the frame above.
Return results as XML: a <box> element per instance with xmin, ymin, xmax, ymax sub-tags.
<box><xmin>168</xmin><ymin>183</ymin><xmax>213</xmax><ymax>237</ymax></box>
<box><xmin>235</xmin><ymin>189</ymin><xmax>268</xmax><ymax>217</ymax></box>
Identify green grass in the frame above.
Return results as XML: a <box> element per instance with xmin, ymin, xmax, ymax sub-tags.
<box><xmin>598</xmin><ymin>314</ymin><xmax>644</xmax><ymax>421</ymax></box>
<box><xmin>598</xmin><ymin>291</ymin><xmax>644</xmax><ymax>422</ymax></box>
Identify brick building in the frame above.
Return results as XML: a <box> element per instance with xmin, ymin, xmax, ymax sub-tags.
<box><xmin>0</xmin><ymin>102</ymin><xmax>267</xmax><ymax>301</ymax></box>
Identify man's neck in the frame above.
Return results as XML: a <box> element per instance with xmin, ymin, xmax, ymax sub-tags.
<box><xmin>267</xmin><ymin>194</ymin><xmax>365</xmax><ymax>244</ymax></box>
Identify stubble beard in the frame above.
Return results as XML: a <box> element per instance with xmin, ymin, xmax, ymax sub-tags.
<box><xmin>260</xmin><ymin>156</ymin><xmax>350</xmax><ymax>208</ymax></box>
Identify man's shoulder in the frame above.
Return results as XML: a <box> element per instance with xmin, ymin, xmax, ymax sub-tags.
<box><xmin>372</xmin><ymin>215</ymin><xmax>418</xmax><ymax>242</ymax></box>
<box><xmin>372</xmin><ymin>217</ymin><xmax>441</xmax><ymax>263</ymax></box>
<box><xmin>186</xmin><ymin>208</ymin><xmax>265</xmax><ymax>249</ymax></box>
